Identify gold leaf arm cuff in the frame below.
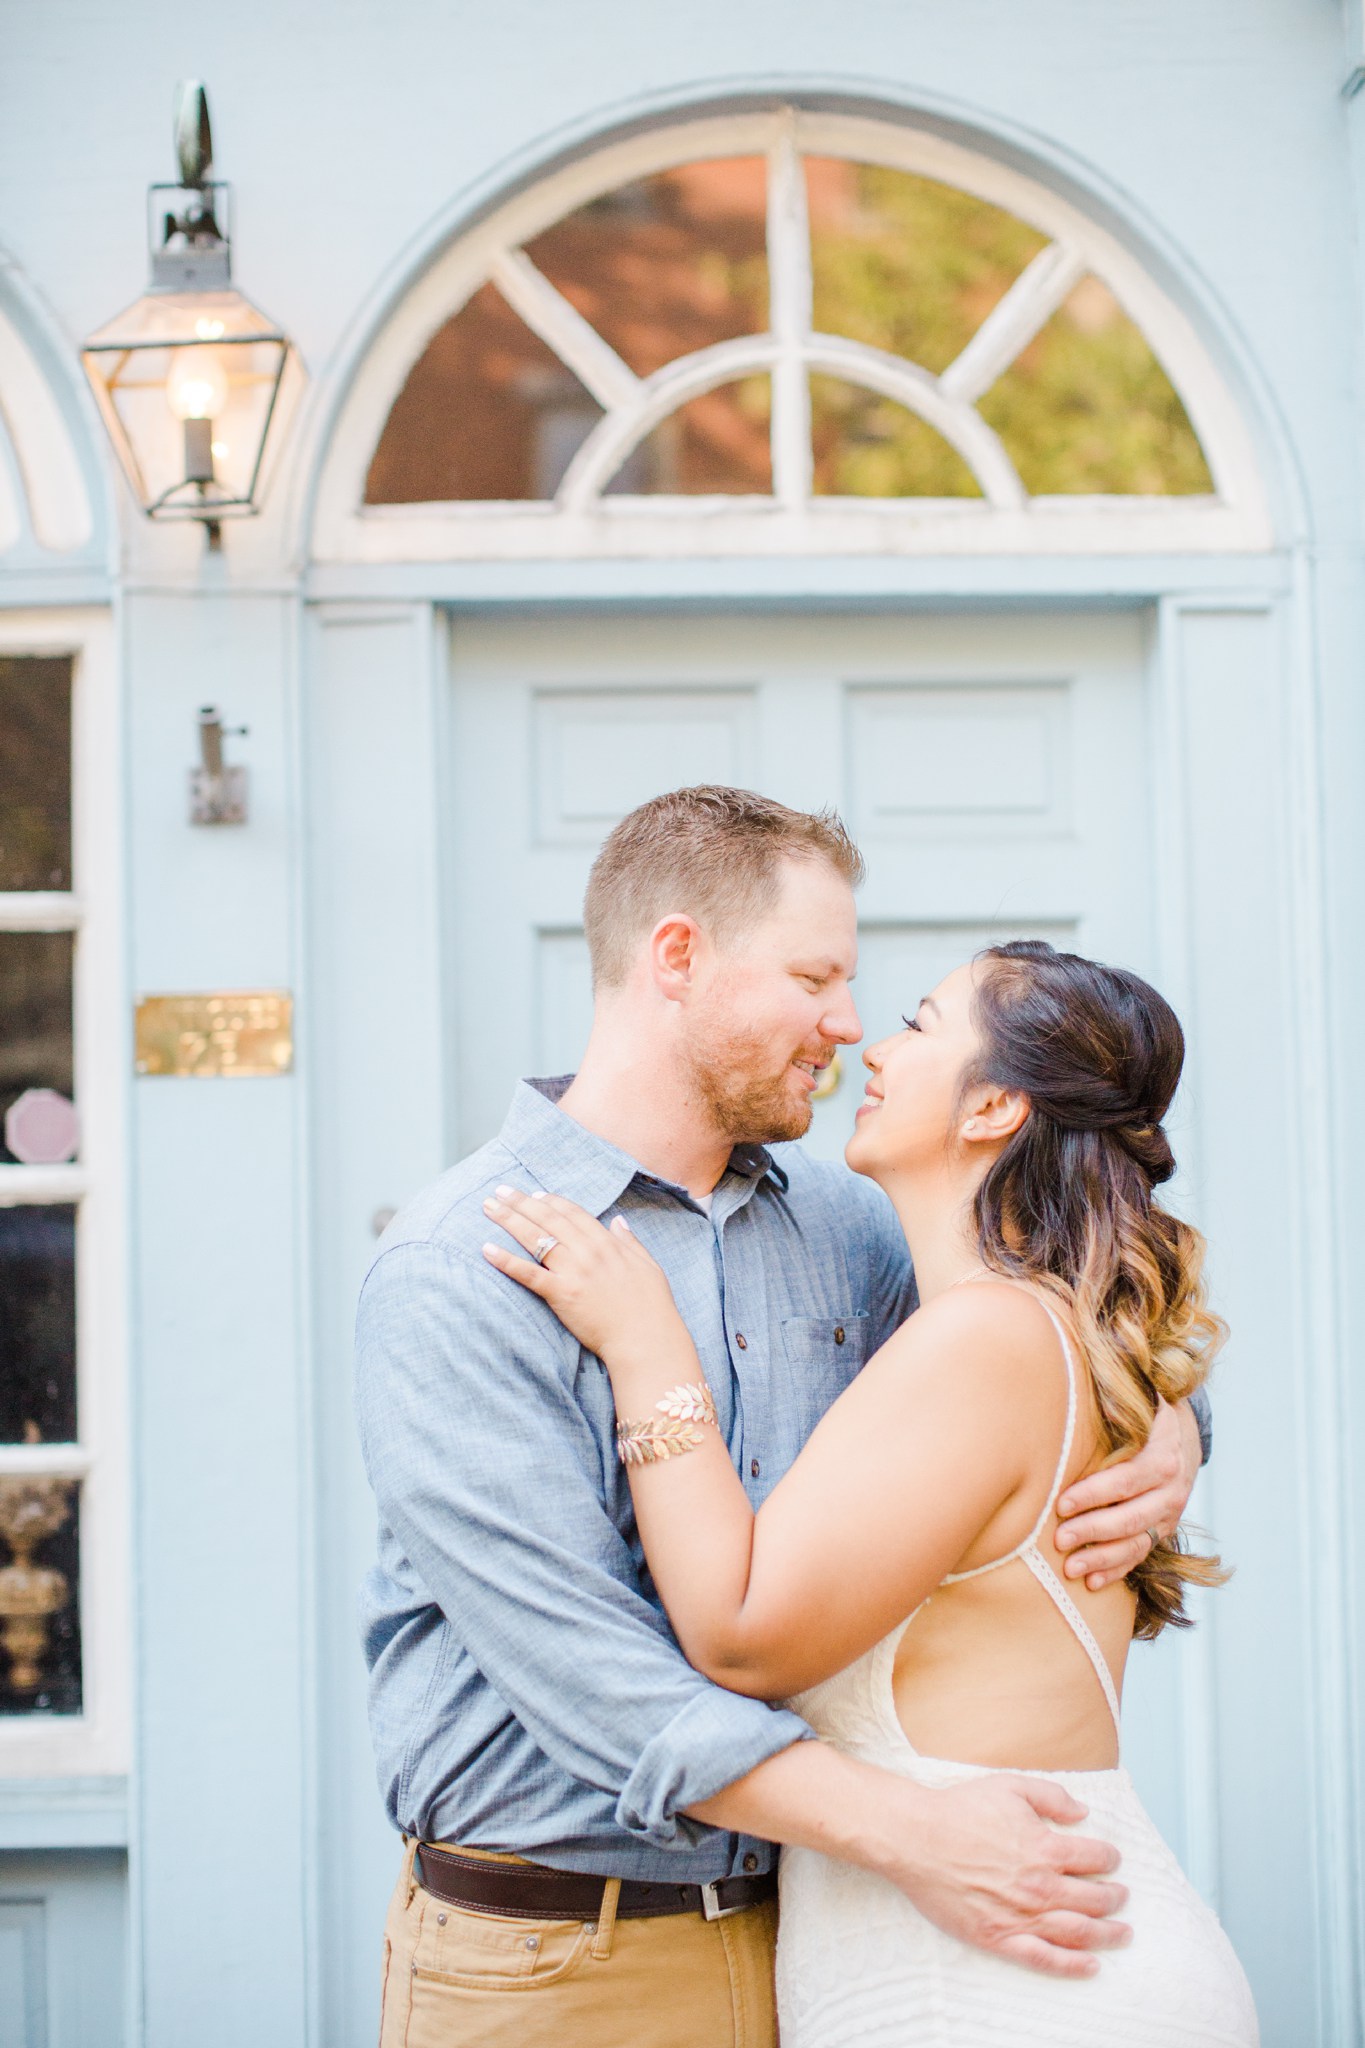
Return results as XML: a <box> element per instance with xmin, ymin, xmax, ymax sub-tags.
<box><xmin>615</xmin><ymin>1381</ymin><xmax>718</xmax><ymax>1467</ymax></box>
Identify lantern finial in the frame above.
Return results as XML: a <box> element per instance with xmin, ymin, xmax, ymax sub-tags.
<box><xmin>173</xmin><ymin>81</ymin><xmax>213</xmax><ymax>188</ymax></box>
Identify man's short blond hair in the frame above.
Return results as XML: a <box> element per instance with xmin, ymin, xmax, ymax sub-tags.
<box><xmin>583</xmin><ymin>785</ymin><xmax>864</xmax><ymax>989</ymax></box>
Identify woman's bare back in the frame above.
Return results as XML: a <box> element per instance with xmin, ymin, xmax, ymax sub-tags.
<box><xmin>890</xmin><ymin>1281</ymin><xmax>1138</xmax><ymax>1772</ymax></box>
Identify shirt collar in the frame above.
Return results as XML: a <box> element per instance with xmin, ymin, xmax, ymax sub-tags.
<box><xmin>499</xmin><ymin>1076</ymin><xmax>788</xmax><ymax>1217</ymax></box>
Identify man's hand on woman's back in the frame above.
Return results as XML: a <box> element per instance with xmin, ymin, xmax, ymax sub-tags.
<box><xmin>691</xmin><ymin>1741</ymin><xmax>1129</xmax><ymax>1979</ymax></box>
<box><xmin>1054</xmin><ymin>1396</ymin><xmax>1204</xmax><ymax>1590</ymax></box>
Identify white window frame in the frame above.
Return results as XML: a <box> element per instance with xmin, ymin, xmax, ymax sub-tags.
<box><xmin>312</xmin><ymin>107</ymin><xmax>1272</xmax><ymax>564</ymax></box>
<box><xmin>0</xmin><ymin>608</ymin><xmax>128</xmax><ymax>1780</ymax></box>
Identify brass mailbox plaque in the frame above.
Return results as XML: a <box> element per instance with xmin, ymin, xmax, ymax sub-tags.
<box><xmin>135</xmin><ymin>992</ymin><xmax>293</xmax><ymax>1078</ymax></box>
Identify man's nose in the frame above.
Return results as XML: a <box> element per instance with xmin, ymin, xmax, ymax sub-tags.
<box><xmin>822</xmin><ymin>988</ymin><xmax>863</xmax><ymax>1046</ymax></box>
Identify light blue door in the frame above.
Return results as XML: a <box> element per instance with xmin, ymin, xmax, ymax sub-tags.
<box><xmin>447</xmin><ymin>602</ymin><xmax>1206</xmax><ymax>1859</ymax></box>
<box><xmin>448</xmin><ymin>608</ymin><xmax>1154</xmax><ymax>1157</ymax></box>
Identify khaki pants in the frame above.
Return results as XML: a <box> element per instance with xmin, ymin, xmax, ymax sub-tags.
<box><xmin>378</xmin><ymin>1838</ymin><xmax>779</xmax><ymax>2048</ymax></box>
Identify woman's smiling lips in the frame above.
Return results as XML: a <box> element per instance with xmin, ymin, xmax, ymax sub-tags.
<box><xmin>854</xmin><ymin>1087</ymin><xmax>883</xmax><ymax>1120</ymax></box>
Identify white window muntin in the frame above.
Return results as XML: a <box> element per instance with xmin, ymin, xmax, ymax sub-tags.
<box><xmin>312</xmin><ymin>107</ymin><xmax>1272</xmax><ymax>563</ymax></box>
<box><xmin>0</xmin><ymin>609</ymin><xmax>128</xmax><ymax>1779</ymax></box>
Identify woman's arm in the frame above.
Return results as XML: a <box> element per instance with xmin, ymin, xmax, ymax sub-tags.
<box><xmin>483</xmin><ymin>1189</ymin><xmax>1059</xmax><ymax>1698</ymax></box>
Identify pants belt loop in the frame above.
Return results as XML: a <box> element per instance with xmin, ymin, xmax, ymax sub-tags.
<box><xmin>401</xmin><ymin>1835</ymin><xmax>420</xmax><ymax>1908</ymax></box>
<box><xmin>591</xmin><ymin>1877</ymin><xmax>622</xmax><ymax>1961</ymax></box>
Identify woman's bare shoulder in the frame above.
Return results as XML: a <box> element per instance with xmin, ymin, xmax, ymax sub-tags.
<box><xmin>871</xmin><ymin>1276</ymin><xmax>1068</xmax><ymax>1398</ymax></box>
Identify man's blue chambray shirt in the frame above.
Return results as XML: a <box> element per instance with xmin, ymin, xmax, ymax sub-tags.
<box><xmin>354</xmin><ymin>1075</ymin><xmax>919</xmax><ymax>1883</ymax></box>
<box><xmin>355</xmin><ymin>1076</ymin><xmax>1212</xmax><ymax>1883</ymax></box>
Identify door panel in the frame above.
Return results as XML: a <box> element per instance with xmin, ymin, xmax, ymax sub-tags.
<box><xmin>534</xmin><ymin>689</ymin><xmax>759</xmax><ymax>844</ymax></box>
<box><xmin>449</xmin><ymin>610</ymin><xmax>1152</xmax><ymax>1155</ymax></box>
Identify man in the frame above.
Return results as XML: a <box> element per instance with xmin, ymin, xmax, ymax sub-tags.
<box><xmin>355</xmin><ymin>786</ymin><xmax>1207</xmax><ymax>2048</ymax></box>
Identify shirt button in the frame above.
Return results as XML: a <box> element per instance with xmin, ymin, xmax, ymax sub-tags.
<box><xmin>834</xmin><ymin>1326</ymin><xmax>846</xmax><ymax>1345</ymax></box>
<box><xmin>735</xmin><ymin>1332</ymin><xmax>748</xmax><ymax>1350</ymax></box>
<box><xmin>743</xmin><ymin>1853</ymin><xmax>759</xmax><ymax>1873</ymax></box>
<box><xmin>750</xmin><ymin>1458</ymin><xmax>760</xmax><ymax>1479</ymax></box>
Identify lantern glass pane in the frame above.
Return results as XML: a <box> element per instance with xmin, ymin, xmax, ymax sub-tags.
<box><xmin>82</xmin><ymin>288</ymin><xmax>286</xmax><ymax>512</ymax></box>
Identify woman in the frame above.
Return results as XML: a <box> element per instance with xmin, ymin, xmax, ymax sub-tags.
<box><xmin>481</xmin><ymin>940</ymin><xmax>1259</xmax><ymax>2044</ymax></box>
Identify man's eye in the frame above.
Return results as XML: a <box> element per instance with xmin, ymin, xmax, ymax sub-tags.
<box><xmin>901</xmin><ymin>1014</ymin><xmax>922</xmax><ymax>1032</ymax></box>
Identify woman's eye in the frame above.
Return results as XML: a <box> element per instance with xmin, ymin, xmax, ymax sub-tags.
<box><xmin>901</xmin><ymin>1014</ymin><xmax>922</xmax><ymax>1033</ymax></box>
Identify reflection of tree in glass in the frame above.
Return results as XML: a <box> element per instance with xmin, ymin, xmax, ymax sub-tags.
<box><xmin>811</xmin><ymin>376</ymin><xmax>981</xmax><ymax>498</ymax></box>
<box><xmin>806</xmin><ymin>162</ymin><xmax>1211</xmax><ymax>497</ymax></box>
<box><xmin>369</xmin><ymin>150</ymin><xmax>1214</xmax><ymax>505</ymax></box>
<box><xmin>980</xmin><ymin>278</ymin><xmax>1213</xmax><ymax>495</ymax></box>
<box><xmin>807</xmin><ymin>159</ymin><xmax>1046</xmax><ymax>379</ymax></box>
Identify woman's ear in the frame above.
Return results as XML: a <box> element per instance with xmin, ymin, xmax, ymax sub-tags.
<box><xmin>961</xmin><ymin>1084</ymin><xmax>1029</xmax><ymax>1147</ymax></box>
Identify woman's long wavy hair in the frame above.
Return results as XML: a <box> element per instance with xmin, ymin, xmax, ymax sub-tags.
<box><xmin>964</xmin><ymin>940</ymin><xmax>1228</xmax><ymax>1638</ymax></box>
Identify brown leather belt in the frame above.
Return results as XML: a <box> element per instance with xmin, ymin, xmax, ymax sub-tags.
<box><xmin>415</xmin><ymin>1843</ymin><xmax>777</xmax><ymax>1923</ymax></box>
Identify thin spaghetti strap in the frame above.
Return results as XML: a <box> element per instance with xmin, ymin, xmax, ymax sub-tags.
<box><xmin>1020</xmin><ymin>1548</ymin><xmax>1124</xmax><ymax>1740</ymax></box>
<box><xmin>942</xmin><ymin>1278</ymin><xmax>1079</xmax><ymax>1583</ymax></box>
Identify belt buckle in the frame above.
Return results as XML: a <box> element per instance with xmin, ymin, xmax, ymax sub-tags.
<box><xmin>700</xmin><ymin>1878</ymin><xmax>746</xmax><ymax>1922</ymax></box>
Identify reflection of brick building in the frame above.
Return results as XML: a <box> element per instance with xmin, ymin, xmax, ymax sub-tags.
<box><xmin>366</xmin><ymin>153</ymin><xmax>1207</xmax><ymax>505</ymax></box>
<box><xmin>367</xmin><ymin>159</ymin><xmax>774</xmax><ymax>501</ymax></box>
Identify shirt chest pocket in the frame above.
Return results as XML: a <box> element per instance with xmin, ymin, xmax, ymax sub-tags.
<box><xmin>780</xmin><ymin>1314</ymin><xmax>872</xmax><ymax>1407</ymax></box>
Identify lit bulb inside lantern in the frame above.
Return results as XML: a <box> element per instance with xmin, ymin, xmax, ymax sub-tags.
<box><xmin>167</xmin><ymin>349</ymin><xmax>229</xmax><ymax>422</ymax></box>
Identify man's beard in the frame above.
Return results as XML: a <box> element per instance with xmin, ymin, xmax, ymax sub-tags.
<box><xmin>684</xmin><ymin>1027</ymin><xmax>815</xmax><ymax>1146</ymax></box>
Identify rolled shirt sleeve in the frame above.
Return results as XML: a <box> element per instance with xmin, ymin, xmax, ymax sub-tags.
<box><xmin>1190</xmin><ymin>1384</ymin><xmax>1212</xmax><ymax>1464</ymax></box>
<box><xmin>355</xmin><ymin>1239</ymin><xmax>811</xmax><ymax>1846</ymax></box>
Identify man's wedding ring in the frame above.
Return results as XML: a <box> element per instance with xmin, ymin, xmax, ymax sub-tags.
<box><xmin>1145</xmin><ymin>1525</ymin><xmax>1162</xmax><ymax>1552</ymax></box>
<box><xmin>532</xmin><ymin>1233</ymin><xmax>558</xmax><ymax>1266</ymax></box>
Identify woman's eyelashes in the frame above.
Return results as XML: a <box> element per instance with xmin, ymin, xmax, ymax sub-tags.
<box><xmin>901</xmin><ymin>1014</ymin><xmax>922</xmax><ymax>1033</ymax></box>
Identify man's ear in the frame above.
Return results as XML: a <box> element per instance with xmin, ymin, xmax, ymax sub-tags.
<box><xmin>649</xmin><ymin>913</ymin><xmax>705</xmax><ymax>1003</ymax></box>
<box><xmin>961</xmin><ymin>1083</ymin><xmax>1029</xmax><ymax>1147</ymax></box>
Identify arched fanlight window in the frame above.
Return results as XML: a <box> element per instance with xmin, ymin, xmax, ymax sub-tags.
<box><xmin>317</xmin><ymin>111</ymin><xmax>1269</xmax><ymax>559</ymax></box>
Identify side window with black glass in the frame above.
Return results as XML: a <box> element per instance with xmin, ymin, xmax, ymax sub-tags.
<box><xmin>0</xmin><ymin>656</ymin><xmax>83</xmax><ymax>1716</ymax></box>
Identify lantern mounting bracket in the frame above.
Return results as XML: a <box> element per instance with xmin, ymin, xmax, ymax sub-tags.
<box><xmin>152</xmin><ymin>84</ymin><xmax>231</xmax><ymax>290</ymax></box>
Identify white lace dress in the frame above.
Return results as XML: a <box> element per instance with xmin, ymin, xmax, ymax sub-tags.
<box><xmin>777</xmin><ymin>1300</ymin><xmax>1259</xmax><ymax>2048</ymax></box>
